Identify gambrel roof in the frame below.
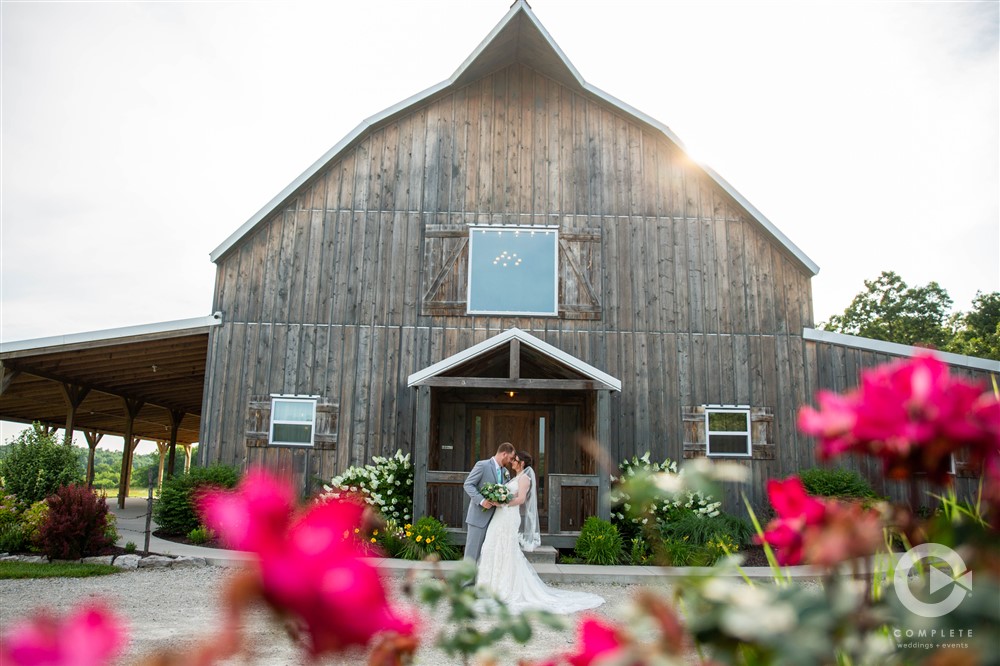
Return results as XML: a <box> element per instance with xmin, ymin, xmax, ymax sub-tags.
<box><xmin>210</xmin><ymin>1</ymin><xmax>819</xmax><ymax>276</ymax></box>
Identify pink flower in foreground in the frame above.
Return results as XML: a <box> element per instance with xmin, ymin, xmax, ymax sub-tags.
<box><xmin>799</xmin><ymin>353</ymin><xmax>999</xmax><ymax>483</ymax></box>
<box><xmin>536</xmin><ymin>616</ymin><xmax>627</xmax><ymax>666</ymax></box>
<box><xmin>0</xmin><ymin>602</ymin><xmax>127</xmax><ymax>666</ymax></box>
<box><xmin>758</xmin><ymin>476</ymin><xmax>883</xmax><ymax>567</ymax></box>
<box><xmin>756</xmin><ymin>477</ymin><xmax>827</xmax><ymax>566</ymax></box>
<box><xmin>199</xmin><ymin>469</ymin><xmax>415</xmax><ymax>657</ymax></box>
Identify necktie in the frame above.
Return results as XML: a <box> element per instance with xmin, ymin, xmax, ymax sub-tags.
<box><xmin>496</xmin><ymin>463</ymin><xmax>503</xmax><ymax>483</ymax></box>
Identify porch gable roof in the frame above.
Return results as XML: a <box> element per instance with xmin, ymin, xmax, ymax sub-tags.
<box><xmin>406</xmin><ymin>328</ymin><xmax>621</xmax><ymax>392</ymax></box>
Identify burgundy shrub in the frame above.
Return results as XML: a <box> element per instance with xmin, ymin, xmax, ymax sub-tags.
<box><xmin>38</xmin><ymin>484</ymin><xmax>113</xmax><ymax>560</ymax></box>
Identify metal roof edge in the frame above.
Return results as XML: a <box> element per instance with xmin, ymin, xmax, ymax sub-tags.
<box><xmin>802</xmin><ymin>327</ymin><xmax>1000</xmax><ymax>373</ymax></box>
<box><xmin>0</xmin><ymin>313</ymin><xmax>223</xmax><ymax>356</ymax></box>
<box><xmin>406</xmin><ymin>327</ymin><xmax>622</xmax><ymax>391</ymax></box>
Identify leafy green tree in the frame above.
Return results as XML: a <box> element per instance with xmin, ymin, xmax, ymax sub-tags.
<box><xmin>823</xmin><ymin>271</ymin><xmax>953</xmax><ymax>348</ymax></box>
<box><xmin>946</xmin><ymin>291</ymin><xmax>1000</xmax><ymax>361</ymax></box>
<box><xmin>0</xmin><ymin>423</ymin><xmax>83</xmax><ymax>503</ymax></box>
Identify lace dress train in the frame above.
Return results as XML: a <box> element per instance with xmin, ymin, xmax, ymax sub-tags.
<box><xmin>476</xmin><ymin>479</ymin><xmax>604</xmax><ymax>615</ymax></box>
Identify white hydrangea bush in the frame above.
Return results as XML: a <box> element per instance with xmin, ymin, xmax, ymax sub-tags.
<box><xmin>609</xmin><ymin>451</ymin><xmax>721</xmax><ymax>539</ymax></box>
<box><xmin>323</xmin><ymin>449</ymin><xmax>414</xmax><ymax>523</ymax></box>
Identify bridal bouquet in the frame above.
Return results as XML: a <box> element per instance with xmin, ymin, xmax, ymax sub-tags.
<box><xmin>480</xmin><ymin>483</ymin><xmax>512</xmax><ymax>508</ymax></box>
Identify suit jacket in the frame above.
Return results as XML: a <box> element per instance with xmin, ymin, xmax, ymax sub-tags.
<box><xmin>464</xmin><ymin>458</ymin><xmax>510</xmax><ymax>528</ymax></box>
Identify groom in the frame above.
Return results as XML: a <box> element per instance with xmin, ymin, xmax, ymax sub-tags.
<box><xmin>463</xmin><ymin>441</ymin><xmax>516</xmax><ymax>562</ymax></box>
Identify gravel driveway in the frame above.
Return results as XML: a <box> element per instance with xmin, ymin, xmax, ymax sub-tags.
<box><xmin>1</xmin><ymin>567</ymin><xmax>663</xmax><ymax>665</ymax></box>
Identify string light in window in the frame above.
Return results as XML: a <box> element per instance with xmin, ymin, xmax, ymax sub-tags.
<box><xmin>492</xmin><ymin>251</ymin><xmax>522</xmax><ymax>268</ymax></box>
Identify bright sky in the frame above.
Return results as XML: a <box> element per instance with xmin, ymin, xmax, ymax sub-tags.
<box><xmin>1</xmin><ymin>1</ymin><xmax>998</xmax><ymax>450</ymax></box>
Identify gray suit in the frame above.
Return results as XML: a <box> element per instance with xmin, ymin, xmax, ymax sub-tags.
<box><xmin>463</xmin><ymin>457</ymin><xmax>510</xmax><ymax>562</ymax></box>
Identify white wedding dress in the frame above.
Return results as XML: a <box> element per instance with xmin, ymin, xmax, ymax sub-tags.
<box><xmin>476</xmin><ymin>475</ymin><xmax>605</xmax><ymax>614</ymax></box>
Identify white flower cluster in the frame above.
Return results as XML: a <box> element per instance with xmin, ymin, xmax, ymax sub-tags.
<box><xmin>322</xmin><ymin>449</ymin><xmax>414</xmax><ymax>522</ymax></box>
<box><xmin>610</xmin><ymin>451</ymin><xmax>721</xmax><ymax>526</ymax></box>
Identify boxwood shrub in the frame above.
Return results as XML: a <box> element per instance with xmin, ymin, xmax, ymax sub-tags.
<box><xmin>153</xmin><ymin>465</ymin><xmax>240</xmax><ymax>535</ymax></box>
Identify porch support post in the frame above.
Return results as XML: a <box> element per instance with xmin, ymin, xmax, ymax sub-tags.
<box><xmin>155</xmin><ymin>441</ymin><xmax>169</xmax><ymax>489</ymax></box>
<box><xmin>83</xmin><ymin>431</ymin><xmax>103</xmax><ymax>488</ymax></box>
<box><xmin>596</xmin><ymin>389</ymin><xmax>611</xmax><ymax>520</ymax></box>
<box><xmin>117</xmin><ymin>398</ymin><xmax>144</xmax><ymax>509</ymax></box>
<box><xmin>60</xmin><ymin>383</ymin><xmax>90</xmax><ymax>445</ymax></box>
<box><xmin>166</xmin><ymin>409</ymin><xmax>183</xmax><ymax>479</ymax></box>
<box><xmin>413</xmin><ymin>385</ymin><xmax>431</xmax><ymax>521</ymax></box>
<box><xmin>182</xmin><ymin>444</ymin><xmax>193</xmax><ymax>474</ymax></box>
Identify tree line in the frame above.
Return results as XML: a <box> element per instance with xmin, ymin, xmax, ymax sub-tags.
<box><xmin>822</xmin><ymin>271</ymin><xmax>999</xmax><ymax>360</ymax></box>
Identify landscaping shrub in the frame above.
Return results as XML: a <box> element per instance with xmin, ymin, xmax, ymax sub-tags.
<box><xmin>325</xmin><ymin>450</ymin><xmax>414</xmax><ymax>524</ymax></box>
<box><xmin>628</xmin><ymin>536</ymin><xmax>651</xmax><ymax>565</ymax></box>
<box><xmin>574</xmin><ymin>516</ymin><xmax>623</xmax><ymax>565</ymax></box>
<box><xmin>658</xmin><ymin>535</ymin><xmax>712</xmax><ymax>567</ymax></box>
<box><xmin>609</xmin><ymin>452</ymin><xmax>721</xmax><ymax>542</ymax></box>
<box><xmin>398</xmin><ymin>516</ymin><xmax>458</xmax><ymax>560</ymax></box>
<box><xmin>21</xmin><ymin>500</ymin><xmax>50</xmax><ymax>552</ymax></box>
<box><xmin>373</xmin><ymin>519</ymin><xmax>406</xmax><ymax>558</ymax></box>
<box><xmin>0</xmin><ymin>424</ymin><xmax>82</xmax><ymax>504</ymax></box>
<box><xmin>38</xmin><ymin>484</ymin><xmax>112</xmax><ymax>560</ymax></box>
<box><xmin>799</xmin><ymin>467</ymin><xmax>877</xmax><ymax>499</ymax></box>
<box><xmin>154</xmin><ymin>464</ymin><xmax>240</xmax><ymax>535</ymax></box>
<box><xmin>124</xmin><ymin>541</ymin><xmax>137</xmax><ymax>554</ymax></box>
<box><xmin>0</xmin><ymin>491</ymin><xmax>27</xmax><ymax>552</ymax></box>
<box><xmin>187</xmin><ymin>525</ymin><xmax>214</xmax><ymax>545</ymax></box>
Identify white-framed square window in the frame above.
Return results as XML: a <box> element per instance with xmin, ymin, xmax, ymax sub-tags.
<box><xmin>705</xmin><ymin>406</ymin><xmax>751</xmax><ymax>457</ymax></box>
<box><xmin>269</xmin><ymin>395</ymin><xmax>317</xmax><ymax>447</ymax></box>
<box><xmin>467</xmin><ymin>225</ymin><xmax>558</xmax><ymax>316</ymax></box>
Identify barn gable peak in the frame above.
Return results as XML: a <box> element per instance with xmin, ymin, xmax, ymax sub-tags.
<box><xmin>209</xmin><ymin>4</ymin><xmax>819</xmax><ymax>277</ymax></box>
<box><xmin>449</xmin><ymin>1</ymin><xmax>583</xmax><ymax>90</ymax></box>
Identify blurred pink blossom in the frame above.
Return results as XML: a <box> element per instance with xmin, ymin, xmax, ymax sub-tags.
<box><xmin>199</xmin><ymin>468</ymin><xmax>415</xmax><ymax>658</ymax></box>
<box><xmin>799</xmin><ymin>353</ymin><xmax>999</xmax><ymax>483</ymax></box>
<box><xmin>536</xmin><ymin>616</ymin><xmax>627</xmax><ymax>666</ymax></box>
<box><xmin>0</xmin><ymin>602</ymin><xmax>127</xmax><ymax>666</ymax></box>
<box><xmin>757</xmin><ymin>477</ymin><xmax>826</xmax><ymax>565</ymax></box>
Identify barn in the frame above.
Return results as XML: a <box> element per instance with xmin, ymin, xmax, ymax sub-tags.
<box><xmin>2</xmin><ymin>2</ymin><xmax>996</xmax><ymax>543</ymax></box>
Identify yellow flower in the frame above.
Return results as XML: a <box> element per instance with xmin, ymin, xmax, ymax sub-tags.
<box><xmin>416</xmin><ymin>536</ymin><xmax>423</xmax><ymax>542</ymax></box>
<box><xmin>370</xmin><ymin>537</ymin><xmax>377</xmax><ymax>543</ymax></box>
<box><xmin>428</xmin><ymin>536</ymin><xmax>435</xmax><ymax>543</ymax></box>
<box><xmin>405</xmin><ymin>532</ymin><xmax>412</xmax><ymax>538</ymax></box>
<box><xmin>404</xmin><ymin>524</ymin><xmax>412</xmax><ymax>529</ymax></box>
<box><xmin>354</xmin><ymin>528</ymin><xmax>360</xmax><ymax>534</ymax></box>
<box><xmin>373</xmin><ymin>529</ymin><xmax>379</xmax><ymax>536</ymax></box>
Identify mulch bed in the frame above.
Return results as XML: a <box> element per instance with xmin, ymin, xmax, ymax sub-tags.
<box><xmin>152</xmin><ymin>529</ymin><xmax>225</xmax><ymax>549</ymax></box>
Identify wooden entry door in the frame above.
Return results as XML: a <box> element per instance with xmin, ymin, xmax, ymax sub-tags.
<box><xmin>469</xmin><ymin>407</ymin><xmax>553</xmax><ymax>531</ymax></box>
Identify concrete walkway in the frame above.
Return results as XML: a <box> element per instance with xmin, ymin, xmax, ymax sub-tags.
<box><xmin>108</xmin><ymin>497</ymin><xmax>825</xmax><ymax>582</ymax></box>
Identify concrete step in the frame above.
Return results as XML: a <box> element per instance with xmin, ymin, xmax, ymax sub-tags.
<box><xmin>522</xmin><ymin>545</ymin><xmax>558</xmax><ymax>564</ymax></box>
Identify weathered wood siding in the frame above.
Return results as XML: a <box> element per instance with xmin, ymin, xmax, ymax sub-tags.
<box><xmin>201</xmin><ymin>62</ymin><xmax>818</xmax><ymax>504</ymax></box>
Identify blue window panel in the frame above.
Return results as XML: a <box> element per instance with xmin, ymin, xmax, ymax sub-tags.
<box><xmin>468</xmin><ymin>227</ymin><xmax>557</xmax><ymax>315</ymax></box>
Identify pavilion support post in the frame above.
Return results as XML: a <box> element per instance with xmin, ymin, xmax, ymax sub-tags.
<box><xmin>413</xmin><ymin>386</ymin><xmax>431</xmax><ymax>521</ymax></box>
<box><xmin>123</xmin><ymin>437</ymin><xmax>142</xmax><ymax>495</ymax></box>
<box><xmin>155</xmin><ymin>441</ymin><xmax>169</xmax><ymax>489</ymax></box>
<box><xmin>182</xmin><ymin>444</ymin><xmax>193</xmax><ymax>474</ymax></box>
<box><xmin>60</xmin><ymin>383</ymin><xmax>90</xmax><ymax>446</ymax></box>
<box><xmin>596</xmin><ymin>389</ymin><xmax>612</xmax><ymax>521</ymax></box>
<box><xmin>117</xmin><ymin>398</ymin><xmax>144</xmax><ymax>509</ymax></box>
<box><xmin>0</xmin><ymin>363</ymin><xmax>21</xmax><ymax>396</ymax></box>
<box><xmin>166</xmin><ymin>410</ymin><xmax>183</xmax><ymax>479</ymax></box>
<box><xmin>83</xmin><ymin>431</ymin><xmax>103</xmax><ymax>488</ymax></box>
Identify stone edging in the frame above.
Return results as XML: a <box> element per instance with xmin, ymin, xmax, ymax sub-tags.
<box><xmin>0</xmin><ymin>553</ymin><xmax>209</xmax><ymax>569</ymax></box>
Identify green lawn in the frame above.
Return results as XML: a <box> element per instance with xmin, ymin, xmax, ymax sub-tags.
<box><xmin>0</xmin><ymin>561</ymin><xmax>121</xmax><ymax>579</ymax></box>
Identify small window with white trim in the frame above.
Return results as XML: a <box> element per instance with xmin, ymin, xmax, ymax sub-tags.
<box><xmin>269</xmin><ymin>396</ymin><xmax>317</xmax><ymax>447</ymax></box>
<box><xmin>467</xmin><ymin>225</ymin><xmax>558</xmax><ymax>316</ymax></box>
<box><xmin>705</xmin><ymin>407</ymin><xmax>751</xmax><ymax>457</ymax></box>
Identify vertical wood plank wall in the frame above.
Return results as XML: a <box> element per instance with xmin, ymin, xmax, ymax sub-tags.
<box><xmin>200</xmin><ymin>62</ymin><xmax>988</xmax><ymax>511</ymax></box>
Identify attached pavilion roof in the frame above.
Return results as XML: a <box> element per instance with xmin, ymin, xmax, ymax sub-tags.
<box><xmin>0</xmin><ymin>315</ymin><xmax>222</xmax><ymax>444</ymax></box>
<box><xmin>209</xmin><ymin>1</ymin><xmax>819</xmax><ymax>276</ymax></box>
<box><xmin>407</xmin><ymin>327</ymin><xmax>621</xmax><ymax>392</ymax></box>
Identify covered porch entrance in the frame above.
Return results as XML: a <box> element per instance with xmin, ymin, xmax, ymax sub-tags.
<box><xmin>407</xmin><ymin>328</ymin><xmax>621</xmax><ymax>548</ymax></box>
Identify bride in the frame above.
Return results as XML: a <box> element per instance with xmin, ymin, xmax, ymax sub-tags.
<box><xmin>475</xmin><ymin>451</ymin><xmax>605</xmax><ymax>614</ymax></box>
